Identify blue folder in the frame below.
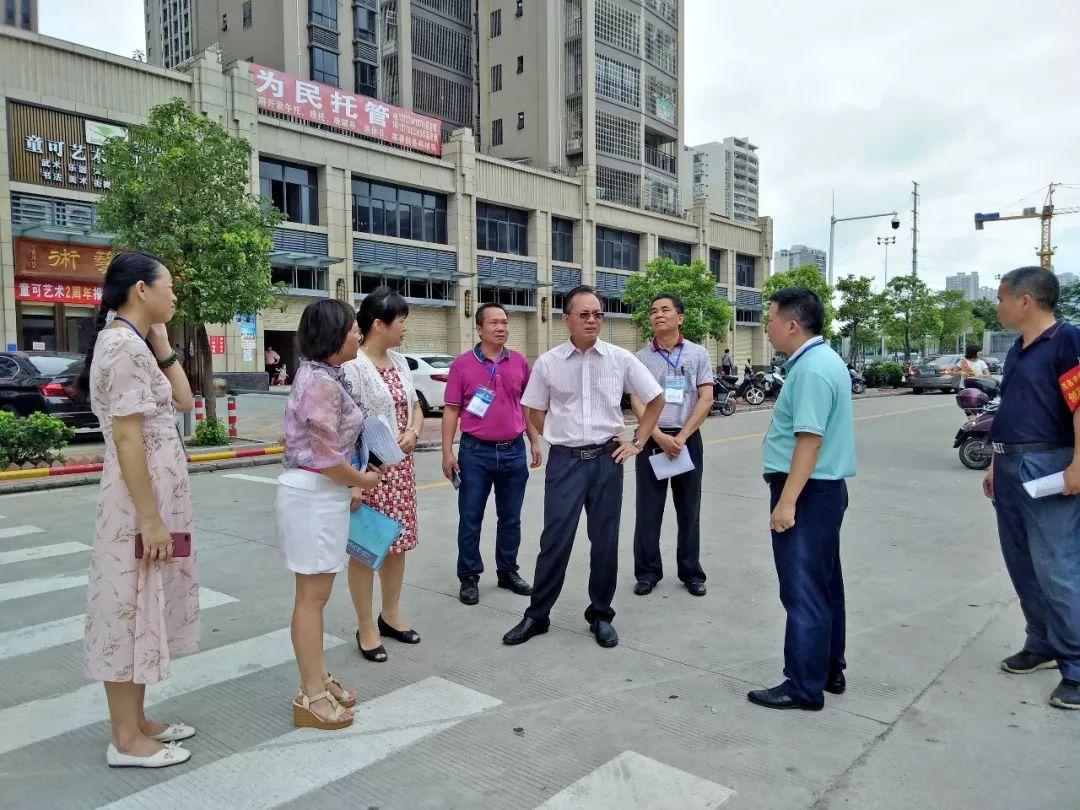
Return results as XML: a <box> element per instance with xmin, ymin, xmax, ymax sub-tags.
<box><xmin>346</xmin><ymin>504</ymin><xmax>404</xmax><ymax>570</ymax></box>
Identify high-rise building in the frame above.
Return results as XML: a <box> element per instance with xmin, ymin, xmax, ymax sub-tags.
<box><xmin>2</xmin><ymin>0</ymin><xmax>36</xmax><ymax>31</ymax></box>
<box><xmin>946</xmin><ymin>271</ymin><xmax>980</xmax><ymax>301</ymax></box>
<box><xmin>774</xmin><ymin>244</ymin><xmax>826</xmax><ymax>278</ymax></box>
<box><xmin>679</xmin><ymin>136</ymin><xmax>759</xmax><ymax>223</ymax></box>
<box><xmin>144</xmin><ymin>0</ymin><xmax>476</xmax><ymax>135</ymax></box>
<box><xmin>478</xmin><ymin>0</ymin><xmax>683</xmax><ymax>216</ymax></box>
<box><xmin>1057</xmin><ymin>271</ymin><xmax>1078</xmax><ymax>286</ymax></box>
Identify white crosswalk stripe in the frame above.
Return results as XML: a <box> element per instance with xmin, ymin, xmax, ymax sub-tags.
<box><xmin>221</xmin><ymin>473</ymin><xmax>278</xmax><ymax>485</ymax></box>
<box><xmin>0</xmin><ymin>628</ymin><xmax>344</xmax><ymax>757</ymax></box>
<box><xmin>99</xmin><ymin>676</ymin><xmax>502</xmax><ymax>810</ymax></box>
<box><xmin>0</xmin><ymin>587</ymin><xmax>238</xmax><ymax>661</ymax></box>
<box><xmin>0</xmin><ymin>572</ymin><xmax>89</xmax><ymax>603</ymax></box>
<box><xmin>0</xmin><ymin>541</ymin><xmax>91</xmax><ymax>565</ymax></box>
<box><xmin>0</xmin><ymin>525</ymin><xmax>46</xmax><ymax>540</ymax></box>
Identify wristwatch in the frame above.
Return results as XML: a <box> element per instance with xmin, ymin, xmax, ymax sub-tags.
<box><xmin>630</xmin><ymin>436</ymin><xmax>643</xmax><ymax>449</ymax></box>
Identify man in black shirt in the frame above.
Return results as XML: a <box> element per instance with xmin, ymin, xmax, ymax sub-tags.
<box><xmin>985</xmin><ymin>266</ymin><xmax>1080</xmax><ymax>710</ymax></box>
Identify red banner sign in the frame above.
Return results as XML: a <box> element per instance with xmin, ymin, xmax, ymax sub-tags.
<box><xmin>248</xmin><ymin>64</ymin><xmax>442</xmax><ymax>157</ymax></box>
<box><xmin>209</xmin><ymin>335</ymin><xmax>226</xmax><ymax>355</ymax></box>
<box><xmin>15</xmin><ymin>278</ymin><xmax>102</xmax><ymax>305</ymax></box>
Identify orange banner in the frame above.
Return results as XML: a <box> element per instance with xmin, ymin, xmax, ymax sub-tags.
<box><xmin>1060</xmin><ymin>364</ymin><xmax>1080</xmax><ymax>413</ymax></box>
<box><xmin>14</xmin><ymin>238</ymin><xmax>113</xmax><ymax>283</ymax></box>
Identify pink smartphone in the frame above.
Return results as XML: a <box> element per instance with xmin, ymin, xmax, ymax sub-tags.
<box><xmin>134</xmin><ymin>532</ymin><xmax>192</xmax><ymax>559</ymax></box>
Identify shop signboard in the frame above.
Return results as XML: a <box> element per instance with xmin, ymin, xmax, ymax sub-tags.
<box><xmin>248</xmin><ymin>63</ymin><xmax>442</xmax><ymax>157</ymax></box>
<box><xmin>14</xmin><ymin>238</ymin><xmax>112</xmax><ymax>283</ymax></box>
<box><xmin>209</xmin><ymin>335</ymin><xmax>226</xmax><ymax>355</ymax></box>
<box><xmin>8</xmin><ymin>102</ymin><xmax>126</xmax><ymax>193</ymax></box>
<box><xmin>15</xmin><ymin>280</ymin><xmax>102</xmax><ymax>305</ymax></box>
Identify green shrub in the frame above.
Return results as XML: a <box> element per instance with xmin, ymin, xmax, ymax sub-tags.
<box><xmin>881</xmin><ymin>362</ymin><xmax>905</xmax><ymax>387</ymax></box>
<box><xmin>863</xmin><ymin>362</ymin><xmax>905</xmax><ymax>389</ymax></box>
<box><xmin>863</xmin><ymin>364</ymin><xmax>885</xmax><ymax>388</ymax></box>
<box><xmin>0</xmin><ymin>410</ymin><xmax>74</xmax><ymax>468</ymax></box>
<box><xmin>189</xmin><ymin>416</ymin><xmax>231</xmax><ymax>447</ymax></box>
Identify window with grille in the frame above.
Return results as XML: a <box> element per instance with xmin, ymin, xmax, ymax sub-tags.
<box><xmin>516</xmin><ymin>55</ymin><xmax>524</xmax><ymax>73</ymax></box>
<box><xmin>412</xmin><ymin>70</ymin><xmax>473</xmax><ymax>127</ymax></box>
<box><xmin>644</xmin><ymin>177</ymin><xmax>678</xmax><ymax>216</ymax></box>
<box><xmin>310</xmin><ymin>0</ymin><xmax>337</xmax><ymax>29</ymax></box>
<box><xmin>260</xmin><ymin>158</ymin><xmax>319</xmax><ymax>225</ymax></box>
<box><xmin>659</xmin><ymin>239</ymin><xmax>691</xmax><ymax>266</ymax></box>
<box><xmin>595</xmin><ymin>0</ymin><xmax>640</xmax><ymax>54</ymax></box>
<box><xmin>354</xmin><ymin>6</ymin><xmax>375</xmax><ymax>41</ymax></box>
<box><xmin>552</xmin><ymin>218</ymin><xmax>574</xmax><ymax>263</ymax></box>
<box><xmin>644</xmin><ymin>0</ymin><xmax>677</xmax><ymax>25</ymax></box>
<box><xmin>477</xmin><ymin>203</ymin><xmax>529</xmax><ymax>256</ymax></box>
<box><xmin>491</xmin><ymin>118</ymin><xmax>504</xmax><ymax>147</ymax></box>
<box><xmin>491</xmin><ymin>64</ymin><xmax>502</xmax><ymax>92</ymax></box>
<box><xmin>595</xmin><ymin>110</ymin><xmax>640</xmax><ymax>161</ymax></box>
<box><xmin>310</xmin><ymin>47</ymin><xmax>339</xmax><ymax>86</ymax></box>
<box><xmin>355</xmin><ymin>62</ymin><xmax>377</xmax><ymax>96</ymax></box>
<box><xmin>645</xmin><ymin>75</ymin><xmax>677</xmax><ymax>124</ymax></box>
<box><xmin>596</xmin><ymin>166</ymin><xmax>641</xmax><ymax>208</ymax></box>
<box><xmin>490</xmin><ymin>8</ymin><xmax>501</xmax><ymax>36</ymax></box>
<box><xmin>736</xmin><ymin>254</ymin><xmax>756</xmax><ymax>287</ymax></box>
<box><xmin>412</xmin><ymin>0</ymin><xmax>472</xmax><ymax>25</ymax></box>
<box><xmin>564</xmin><ymin>39</ymin><xmax>582</xmax><ymax>94</ymax></box>
<box><xmin>352</xmin><ymin>178</ymin><xmax>448</xmax><ymax>243</ymax></box>
<box><xmin>644</xmin><ymin>22</ymin><xmax>677</xmax><ymax>75</ymax></box>
<box><xmin>595</xmin><ymin>53</ymin><xmax>640</xmax><ymax>108</ymax></box>
<box><xmin>412</xmin><ymin>16</ymin><xmax>472</xmax><ymax>75</ymax></box>
<box><xmin>595</xmin><ymin>227</ymin><xmax>640</xmax><ymax>271</ymax></box>
<box><xmin>242</xmin><ymin>1</ymin><xmax>252</xmax><ymax>28</ymax></box>
<box><xmin>517</xmin><ymin>112</ymin><xmax>526</xmax><ymax>130</ymax></box>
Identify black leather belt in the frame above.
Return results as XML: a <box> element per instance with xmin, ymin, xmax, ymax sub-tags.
<box><xmin>550</xmin><ymin>440</ymin><xmax>616</xmax><ymax>460</ymax></box>
<box><xmin>463</xmin><ymin>434</ymin><xmax>522</xmax><ymax>450</ymax></box>
<box><xmin>991</xmin><ymin>442</ymin><xmax>1072</xmax><ymax>455</ymax></box>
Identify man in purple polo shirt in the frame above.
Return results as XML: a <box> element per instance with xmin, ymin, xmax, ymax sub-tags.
<box><xmin>442</xmin><ymin>303</ymin><xmax>543</xmax><ymax>605</ymax></box>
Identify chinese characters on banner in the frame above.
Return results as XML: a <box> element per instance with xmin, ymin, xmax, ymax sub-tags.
<box><xmin>208</xmin><ymin>336</ymin><xmax>227</xmax><ymax>355</ymax></box>
<box><xmin>248</xmin><ymin>64</ymin><xmax>442</xmax><ymax>157</ymax></box>
<box><xmin>14</xmin><ymin>238</ymin><xmax>113</xmax><ymax>282</ymax></box>
<box><xmin>8</xmin><ymin>103</ymin><xmax>126</xmax><ymax>193</ymax></box>
<box><xmin>15</xmin><ymin>280</ymin><xmax>102</xmax><ymax>306</ymax></box>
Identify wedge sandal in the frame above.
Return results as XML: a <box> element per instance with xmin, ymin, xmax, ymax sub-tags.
<box><xmin>324</xmin><ymin>673</ymin><xmax>357</xmax><ymax>709</ymax></box>
<box><xmin>292</xmin><ymin>689</ymin><xmax>354</xmax><ymax>730</ymax></box>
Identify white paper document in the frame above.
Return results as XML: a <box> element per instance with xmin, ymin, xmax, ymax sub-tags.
<box><xmin>1023</xmin><ymin>472</ymin><xmax>1065</xmax><ymax>499</ymax></box>
<box><xmin>357</xmin><ymin>415</ymin><xmax>406</xmax><ymax>469</ymax></box>
<box><xmin>648</xmin><ymin>446</ymin><xmax>695</xmax><ymax>480</ymax></box>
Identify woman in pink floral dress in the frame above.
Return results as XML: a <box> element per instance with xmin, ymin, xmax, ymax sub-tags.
<box><xmin>344</xmin><ymin>287</ymin><xmax>425</xmax><ymax>663</ymax></box>
<box><xmin>79</xmin><ymin>252</ymin><xmax>198</xmax><ymax>770</ymax></box>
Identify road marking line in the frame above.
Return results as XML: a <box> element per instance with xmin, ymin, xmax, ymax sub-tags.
<box><xmin>100</xmin><ymin>676</ymin><xmax>502</xmax><ymax>810</ymax></box>
<box><xmin>221</xmin><ymin>473</ymin><xmax>278</xmax><ymax>484</ymax></box>
<box><xmin>0</xmin><ymin>628</ymin><xmax>344</xmax><ymax>758</ymax></box>
<box><xmin>0</xmin><ymin>541</ymin><xmax>91</xmax><ymax>566</ymax></box>
<box><xmin>0</xmin><ymin>525</ymin><xmax>45</xmax><ymax>540</ymax></box>
<box><xmin>703</xmin><ymin>403</ymin><xmax>951</xmax><ymax>446</ymax></box>
<box><xmin>537</xmin><ymin>750</ymin><xmax>736</xmax><ymax>809</ymax></box>
<box><xmin>0</xmin><ymin>587</ymin><xmax>237</xmax><ymax>661</ymax></box>
<box><xmin>0</xmin><ymin>573</ymin><xmax>88</xmax><ymax>604</ymax></box>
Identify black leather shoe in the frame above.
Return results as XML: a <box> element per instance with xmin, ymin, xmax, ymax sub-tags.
<box><xmin>825</xmin><ymin>672</ymin><xmax>846</xmax><ymax>695</ymax></box>
<box><xmin>685</xmin><ymin>580</ymin><xmax>706</xmax><ymax>597</ymax></box>
<box><xmin>747</xmin><ymin>685</ymin><xmax>823</xmax><ymax>711</ymax></box>
<box><xmin>590</xmin><ymin>620</ymin><xmax>619</xmax><ymax>648</ymax></box>
<box><xmin>1050</xmin><ymin>678</ymin><xmax>1080</xmax><ymax>710</ymax></box>
<box><xmin>634</xmin><ymin>580</ymin><xmax>654</xmax><ymax>596</ymax></box>
<box><xmin>497</xmin><ymin>571</ymin><xmax>533</xmax><ymax>596</ymax></box>
<box><xmin>1001</xmin><ymin>650</ymin><xmax>1058</xmax><ymax>674</ymax></box>
<box><xmin>459</xmin><ymin>578</ymin><xmax>479</xmax><ymax>606</ymax></box>
<box><xmin>503</xmin><ymin>617</ymin><xmax>549</xmax><ymax>645</ymax></box>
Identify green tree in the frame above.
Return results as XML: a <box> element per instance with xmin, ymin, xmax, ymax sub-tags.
<box><xmin>622</xmin><ymin>257</ymin><xmax>732</xmax><ymax>344</ymax></box>
<box><xmin>835</xmin><ymin>275</ymin><xmax>879</xmax><ymax>361</ymax></box>
<box><xmin>761</xmin><ymin>264</ymin><xmax>835</xmax><ymax>336</ymax></box>
<box><xmin>932</xmin><ymin>289</ymin><xmax>975</xmax><ymax>352</ymax></box>
<box><xmin>1056</xmin><ymin>281</ymin><xmax>1080</xmax><ymax>325</ymax></box>
<box><xmin>881</xmin><ymin>275</ymin><xmax>938</xmax><ymax>361</ymax></box>
<box><xmin>96</xmin><ymin>98</ymin><xmax>283</xmax><ymax>421</ymax></box>
<box><xmin>970</xmin><ymin>297</ymin><xmax>1001</xmax><ymax>335</ymax></box>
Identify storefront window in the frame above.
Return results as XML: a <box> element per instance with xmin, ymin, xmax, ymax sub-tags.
<box><xmin>20</xmin><ymin>307</ymin><xmax>57</xmax><ymax>351</ymax></box>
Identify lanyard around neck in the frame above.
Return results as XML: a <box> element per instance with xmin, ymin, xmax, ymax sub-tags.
<box><xmin>113</xmin><ymin>316</ymin><xmax>146</xmax><ymax>342</ymax></box>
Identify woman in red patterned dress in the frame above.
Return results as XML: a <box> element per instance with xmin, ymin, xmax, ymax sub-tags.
<box><xmin>343</xmin><ymin>287</ymin><xmax>424</xmax><ymax>662</ymax></box>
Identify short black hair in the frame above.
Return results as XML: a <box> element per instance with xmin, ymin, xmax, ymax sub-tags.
<box><xmin>475</xmin><ymin>302</ymin><xmax>507</xmax><ymax>327</ymax></box>
<box><xmin>297</xmin><ymin>298</ymin><xmax>356</xmax><ymax>362</ymax></box>
<box><xmin>965</xmin><ymin>344</ymin><xmax>982</xmax><ymax>361</ymax></box>
<box><xmin>564</xmin><ymin>284</ymin><xmax>598</xmax><ymax>314</ymax></box>
<box><xmin>1000</xmin><ymin>266</ymin><xmax>1059</xmax><ymax>311</ymax></box>
<box><xmin>769</xmin><ymin>286</ymin><xmax>825</xmax><ymax>335</ymax></box>
<box><xmin>650</xmin><ymin>293</ymin><xmax>685</xmax><ymax>314</ymax></box>
<box><xmin>357</xmin><ymin>285</ymin><xmax>409</xmax><ymax>336</ymax></box>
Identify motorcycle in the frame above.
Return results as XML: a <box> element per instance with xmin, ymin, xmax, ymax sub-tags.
<box><xmin>734</xmin><ymin>372</ymin><xmax>767</xmax><ymax>406</ymax></box>
<box><xmin>953</xmin><ymin>386</ymin><xmax>997</xmax><ymax>470</ymax></box>
<box><xmin>848</xmin><ymin>366</ymin><xmax>867</xmax><ymax>395</ymax></box>
<box><xmin>712</xmin><ymin>373</ymin><xmax>738</xmax><ymax>416</ymax></box>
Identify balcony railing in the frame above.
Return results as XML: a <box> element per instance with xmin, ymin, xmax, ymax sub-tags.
<box><xmin>644</xmin><ymin>146</ymin><xmax>676</xmax><ymax>174</ymax></box>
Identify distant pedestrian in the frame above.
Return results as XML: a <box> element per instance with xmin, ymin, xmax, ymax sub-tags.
<box><xmin>985</xmin><ymin>267</ymin><xmax>1080</xmax><ymax>710</ymax></box>
<box><xmin>749</xmin><ymin>287</ymin><xmax>855</xmax><ymax>711</ymax></box>
<box><xmin>502</xmin><ymin>285</ymin><xmax>664</xmax><ymax>650</ymax></box>
<box><xmin>442</xmin><ymin>303</ymin><xmax>543</xmax><ymax>606</ymax></box>
<box><xmin>277</xmin><ymin>299</ymin><xmax>381</xmax><ymax>731</ymax></box>
<box><xmin>744</xmin><ymin>358</ymin><xmax>753</xmax><ymax>379</ymax></box>
<box><xmin>343</xmin><ymin>287</ymin><xmax>425</xmax><ymax>662</ymax></box>
<box><xmin>265</xmin><ymin>345</ymin><xmax>282</xmax><ymax>380</ymax></box>
<box><xmin>631</xmin><ymin>294</ymin><xmax>714</xmax><ymax>597</ymax></box>
<box><xmin>960</xmin><ymin>344</ymin><xmax>991</xmax><ymax>378</ymax></box>
<box><xmin>79</xmin><ymin>252</ymin><xmax>198</xmax><ymax>768</ymax></box>
<box><xmin>721</xmin><ymin>348</ymin><xmax>734</xmax><ymax>377</ymax></box>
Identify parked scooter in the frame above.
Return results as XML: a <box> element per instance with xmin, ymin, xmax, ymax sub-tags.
<box><xmin>848</xmin><ymin>365</ymin><xmax>867</xmax><ymax>395</ymax></box>
<box><xmin>953</xmin><ymin>386</ymin><xmax>997</xmax><ymax>469</ymax></box>
<box><xmin>712</xmin><ymin>373</ymin><xmax>738</xmax><ymax>416</ymax></box>
<box><xmin>734</xmin><ymin>373</ymin><xmax>767</xmax><ymax>406</ymax></box>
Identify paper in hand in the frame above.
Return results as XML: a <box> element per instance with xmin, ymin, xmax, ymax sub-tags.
<box><xmin>1023</xmin><ymin>472</ymin><xmax>1066</xmax><ymax>499</ymax></box>
<box><xmin>358</xmin><ymin>415</ymin><xmax>406</xmax><ymax>469</ymax></box>
<box><xmin>648</xmin><ymin>446</ymin><xmax>695</xmax><ymax>480</ymax></box>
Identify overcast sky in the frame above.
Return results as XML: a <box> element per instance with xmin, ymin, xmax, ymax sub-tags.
<box><xmin>39</xmin><ymin>0</ymin><xmax>1080</xmax><ymax>291</ymax></box>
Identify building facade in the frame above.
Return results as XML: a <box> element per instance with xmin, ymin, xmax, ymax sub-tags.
<box><xmin>2</xmin><ymin>0</ymin><xmax>34</xmax><ymax>31</ymax></box>
<box><xmin>0</xmin><ymin>27</ymin><xmax>773</xmax><ymax>382</ymax></box>
<box><xmin>679</xmin><ymin>136</ymin><xmax>759</xmax><ymax>223</ymax></box>
<box><xmin>945</xmin><ymin>271</ymin><xmax>979</xmax><ymax>302</ymax></box>
<box><xmin>774</xmin><ymin>244</ymin><xmax>826</xmax><ymax>278</ymax></box>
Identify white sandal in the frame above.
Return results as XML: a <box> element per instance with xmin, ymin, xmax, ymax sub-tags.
<box><xmin>292</xmin><ymin>689</ymin><xmax>354</xmax><ymax>730</ymax></box>
<box><xmin>150</xmin><ymin>723</ymin><xmax>196</xmax><ymax>742</ymax></box>
<box><xmin>106</xmin><ymin>741</ymin><xmax>191</xmax><ymax>769</ymax></box>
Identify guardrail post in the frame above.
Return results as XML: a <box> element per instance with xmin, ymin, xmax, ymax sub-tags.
<box><xmin>227</xmin><ymin>395</ymin><xmax>238</xmax><ymax>438</ymax></box>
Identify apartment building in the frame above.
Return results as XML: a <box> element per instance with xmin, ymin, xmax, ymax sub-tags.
<box><xmin>945</xmin><ymin>271</ymin><xmax>979</xmax><ymax>302</ymax></box>
<box><xmin>680</xmin><ymin>137</ymin><xmax>759</xmax><ymax>223</ymax></box>
<box><xmin>774</xmin><ymin>244</ymin><xmax>826</xmax><ymax>278</ymax></box>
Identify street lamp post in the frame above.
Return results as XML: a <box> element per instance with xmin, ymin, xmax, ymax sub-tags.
<box><xmin>877</xmin><ymin>236</ymin><xmax>896</xmax><ymax>290</ymax></box>
<box><xmin>828</xmin><ymin>195</ymin><xmax>901</xmax><ymax>286</ymax></box>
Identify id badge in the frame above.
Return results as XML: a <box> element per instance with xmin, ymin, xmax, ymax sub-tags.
<box><xmin>664</xmin><ymin>375</ymin><xmax>685</xmax><ymax>405</ymax></box>
<box><xmin>466</xmin><ymin>386</ymin><xmax>495</xmax><ymax>418</ymax></box>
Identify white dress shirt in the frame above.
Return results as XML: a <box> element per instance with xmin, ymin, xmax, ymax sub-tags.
<box><xmin>521</xmin><ymin>339</ymin><xmax>663</xmax><ymax>447</ymax></box>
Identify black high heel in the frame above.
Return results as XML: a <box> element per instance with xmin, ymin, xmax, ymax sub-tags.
<box><xmin>378</xmin><ymin>614</ymin><xmax>421</xmax><ymax>644</ymax></box>
<box><xmin>356</xmin><ymin>630</ymin><xmax>388</xmax><ymax>662</ymax></box>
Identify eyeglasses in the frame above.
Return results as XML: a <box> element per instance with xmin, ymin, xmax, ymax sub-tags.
<box><xmin>574</xmin><ymin>311</ymin><xmax>605</xmax><ymax>322</ymax></box>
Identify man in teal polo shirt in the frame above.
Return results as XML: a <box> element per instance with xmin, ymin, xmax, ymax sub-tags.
<box><xmin>748</xmin><ymin>286</ymin><xmax>856</xmax><ymax>711</ymax></box>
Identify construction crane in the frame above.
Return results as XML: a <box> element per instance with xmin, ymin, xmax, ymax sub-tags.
<box><xmin>974</xmin><ymin>183</ymin><xmax>1080</xmax><ymax>270</ymax></box>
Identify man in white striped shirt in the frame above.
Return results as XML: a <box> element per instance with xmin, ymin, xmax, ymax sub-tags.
<box><xmin>502</xmin><ymin>285</ymin><xmax>664</xmax><ymax>649</ymax></box>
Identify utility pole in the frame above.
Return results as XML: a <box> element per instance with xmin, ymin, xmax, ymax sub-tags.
<box><xmin>911</xmin><ymin>180</ymin><xmax>919</xmax><ymax>278</ymax></box>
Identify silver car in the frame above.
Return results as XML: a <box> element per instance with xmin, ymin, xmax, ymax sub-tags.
<box><xmin>909</xmin><ymin>354</ymin><xmax>964</xmax><ymax>394</ymax></box>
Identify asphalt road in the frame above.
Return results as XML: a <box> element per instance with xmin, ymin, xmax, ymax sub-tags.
<box><xmin>0</xmin><ymin>394</ymin><xmax>1075</xmax><ymax>809</ymax></box>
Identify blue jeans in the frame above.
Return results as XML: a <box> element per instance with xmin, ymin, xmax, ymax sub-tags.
<box><xmin>768</xmin><ymin>475</ymin><xmax>849</xmax><ymax>705</ymax></box>
<box><xmin>994</xmin><ymin>447</ymin><xmax>1080</xmax><ymax>680</ymax></box>
<box><xmin>456</xmin><ymin>434</ymin><xmax>529</xmax><ymax>581</ymax></box>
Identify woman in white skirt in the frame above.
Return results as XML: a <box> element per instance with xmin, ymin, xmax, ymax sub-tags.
<box><xmin>278</xmin><ymin>299</ymin><xmax>382</xmax><ymax>730</ymax></box>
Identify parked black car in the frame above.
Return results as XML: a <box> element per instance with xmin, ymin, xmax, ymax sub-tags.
<box><xmin>0</xmin><ymin>352</ymin><xmax>99</xmax><ymax>433</ymax></box>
